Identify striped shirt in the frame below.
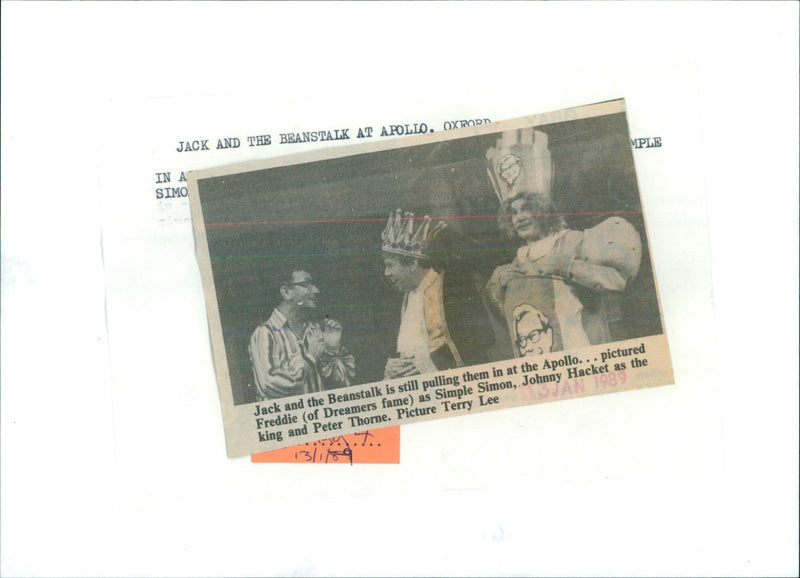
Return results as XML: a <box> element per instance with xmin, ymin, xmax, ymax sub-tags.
<box><xmin>248</xmin><ymin>309</ymin><xmax>356</xmax><ymax>400</ymax></box>
<box><xmin>248</xmin><ymin>309</ymin><xmax>321</xmax><ymax>400</ymax></box>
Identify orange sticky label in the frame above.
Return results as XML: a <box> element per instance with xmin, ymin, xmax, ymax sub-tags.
<box><xmin>252</xmin><ymin>426</ymin><xmax>400</xmax><ymax>464</ymax></box>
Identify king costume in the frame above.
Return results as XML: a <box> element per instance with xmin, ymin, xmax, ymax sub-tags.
<box><xmin>382</xmin><ymin>210</ymin><xmax>493</xmax><ymax>374</ymax></box>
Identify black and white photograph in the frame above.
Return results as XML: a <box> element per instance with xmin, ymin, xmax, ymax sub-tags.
<box><xmin>190</xmin><ymin>100</ymin><xmax>674</xmax><ymax>455</ymax></box>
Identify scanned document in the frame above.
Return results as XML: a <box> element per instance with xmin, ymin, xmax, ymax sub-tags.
<box><xmin>188</xmin><ymin>99</ymin><xmax>674</xmax><ymax>457</ymax></box>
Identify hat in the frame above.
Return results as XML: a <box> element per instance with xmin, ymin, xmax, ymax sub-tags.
<box><xmin>381</xmin><ymin>209</ymin><xmax>447</xmax><ymax>260</ymax></box>
<box><xmin>486</xmin><ymin>128</ymin><xmax>553</xmax><ymax>205</ymax></box>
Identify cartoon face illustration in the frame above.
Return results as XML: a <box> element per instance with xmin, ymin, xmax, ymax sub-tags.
<box><xmin>512</xmin><ymin>303</ymin><xmax>554</xmax><ymax>357</ymax></box>
<box><xmin>497</xmin><ymin>154</ymin><xmax>522</xmax><ymax>187</ymax></box>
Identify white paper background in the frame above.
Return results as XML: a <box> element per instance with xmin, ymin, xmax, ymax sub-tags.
<box><xmin>2</xmin><ymin>3</ymin><xmax>797</xmax><ymax>576</ymax></box>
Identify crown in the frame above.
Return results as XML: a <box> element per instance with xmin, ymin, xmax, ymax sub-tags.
<box><xmin>486</xmin><ymin>128</ymin><xmax>553</xmax><ymax>206</ymax></box>
<box><xmin>381</xmin><ymin>209</ymin><xmax>447</xmax><ymax>260</ymax></box>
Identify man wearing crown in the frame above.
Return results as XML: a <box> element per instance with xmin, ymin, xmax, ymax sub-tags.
<box><xmin>381</xmin><ymin>210</ymin><xmax>493</xmax><ymax>379</ymax></box>
<box><xmin>485</xmin><ymin>129</ymin><xmax>642</xmax><ymax>357</ymax></box>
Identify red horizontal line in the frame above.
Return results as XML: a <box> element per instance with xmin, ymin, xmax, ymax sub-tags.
<box><xmin>205</xmin><ymin>210</ymin><xmax>643</xmax><ymax>227</ymax></box>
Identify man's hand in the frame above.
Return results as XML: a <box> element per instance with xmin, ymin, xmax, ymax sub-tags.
<box><xmin>384</xmin><ymin>356</ymin><xmax>420</xmax><ymax>379</ymax></box>
<box><xmin>305</xmin><ymin>324</ymin><xmax>325</xmax><ymax>359</ymax></box>
<box><xmin>322</xmin><ymin>318</ymin><xmax>343</xmax><ymax>354</ymax></box>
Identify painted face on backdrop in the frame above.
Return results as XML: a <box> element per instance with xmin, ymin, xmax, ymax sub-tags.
<box><xmin>382</xmin><ymin>254</ymin><xmax>421</xmax><ymax>293</ymax></box>
<box><xmin>283</xmin><ymin>270</ymin><xmax>319</xmax><ymax>309</ymax></box>
<box><xmin>513</xmin><ymin>304</ymin><xmax>554</xmax><ymax>357</ymax></box>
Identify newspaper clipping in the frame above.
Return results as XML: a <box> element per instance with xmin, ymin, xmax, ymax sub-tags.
<box><xmin>188</xmin><ymin>99</ymin><xmax>674</xmax><ymax>457</ymax></box>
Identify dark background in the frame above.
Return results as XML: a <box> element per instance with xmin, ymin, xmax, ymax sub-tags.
<box><xmin>198</xmin><ymin>111</ymin><xmax>663</xmax><ymax>405</ymax></box>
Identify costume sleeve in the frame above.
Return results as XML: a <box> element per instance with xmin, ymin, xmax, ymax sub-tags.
<box><xmin>249</xmin><ymin>326</ymin><xmax>306</xmax><ymax>399</ymax></box>
<box><xmin>565</xmin><ymin>258</ymin><xmax>628</xmax><ymax>292</ymax></box>
<box><xmin>318</xmin><ymin>347</ymin><xmax>356</xmax><ymax>389</ymax></box>
<box><xmin>485</xmin><ymin>263</ymin><xmax>512</xmax><ymax>317</ymax></box>
<box><xmin>546</xmin><ymin>219</ymin><xmax>642</xmax><ymax>292</ymax></box>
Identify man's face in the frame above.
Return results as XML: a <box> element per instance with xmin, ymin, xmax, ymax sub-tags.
<box><xmin>515</xmin><ymin>309</ymin><xmax>553</xmax><ymax>357</ymax></box>
<box><xmin>284</xmin><ymin>270</ymin><xmax>319</xmax><ymax>309</ymax></box>
<box><xmin>509</xmin><ymin>197</ymin><xmax>544</xmax><ymax>243</ymax></box>
<box><xmin>383</xmin><ymin>255</ymin><xmax>419</xmax><ymax>293</ymax></box>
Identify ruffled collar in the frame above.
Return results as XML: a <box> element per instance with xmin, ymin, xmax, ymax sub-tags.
<box><xmin>515</xmin><ymin>230</ymin><xmax>568</xmax><ymax>263</ymax></box>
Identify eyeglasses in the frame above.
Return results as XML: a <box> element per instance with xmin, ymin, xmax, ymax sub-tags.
<box><xmin>286</xmin><ymin>280</ymin><xmax>315</xmax><ymax>289</ymax></box>
<box><xmin>515</xmin><ymin>325</ymin><xmax>550</xmax><ymax>349</ymax></box>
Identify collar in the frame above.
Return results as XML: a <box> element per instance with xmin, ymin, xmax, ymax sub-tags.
<box><xmin>516</xmin><ymin>229</ymin><xmax>569</xmax><ymax>262</ymax></box>
<box><xmin>267</xmin><ymin>308</ymin><xmax>289</xmax><ymax>328</ymax></box>
<box><xmin>410</xmin><ymin>268</ymin><xmax>441</xmax><ymax>296</ymax></box>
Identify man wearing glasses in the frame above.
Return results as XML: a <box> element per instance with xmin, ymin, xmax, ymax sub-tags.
<box><xmin>512</xmin><ymin>303</ymin><xmax>554</xmax><ymax>357</ymax></box>
<box><xmin>248</xmin><ymin>269</ymin><xmax>355</xmax><ymax>399</ymax></box>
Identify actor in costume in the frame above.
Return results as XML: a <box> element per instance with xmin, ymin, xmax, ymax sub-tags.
<box><xmin>381</xmin><ymin>209</ymin><xmax>493</xmax><ymax>378</ymax></box>
<box><xmin>485</xmin><ymin>128</ymin><xmax>642</xmax><ymax>357</ymax></box>
<box><xmin>249</xmin><ymin>269</ymin><xmax>355</xmax><ymax>399</ymax></box>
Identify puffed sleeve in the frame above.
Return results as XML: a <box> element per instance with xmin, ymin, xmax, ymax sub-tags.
<box><xmin>547</xmin><ymin>218</ymin><xmax>642</xmax><ymax>292</ymax></box>
<box><xmin>578</xmin><ymin>217</ymin><xmax>642</xmax><ymax>283</ymax></box>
